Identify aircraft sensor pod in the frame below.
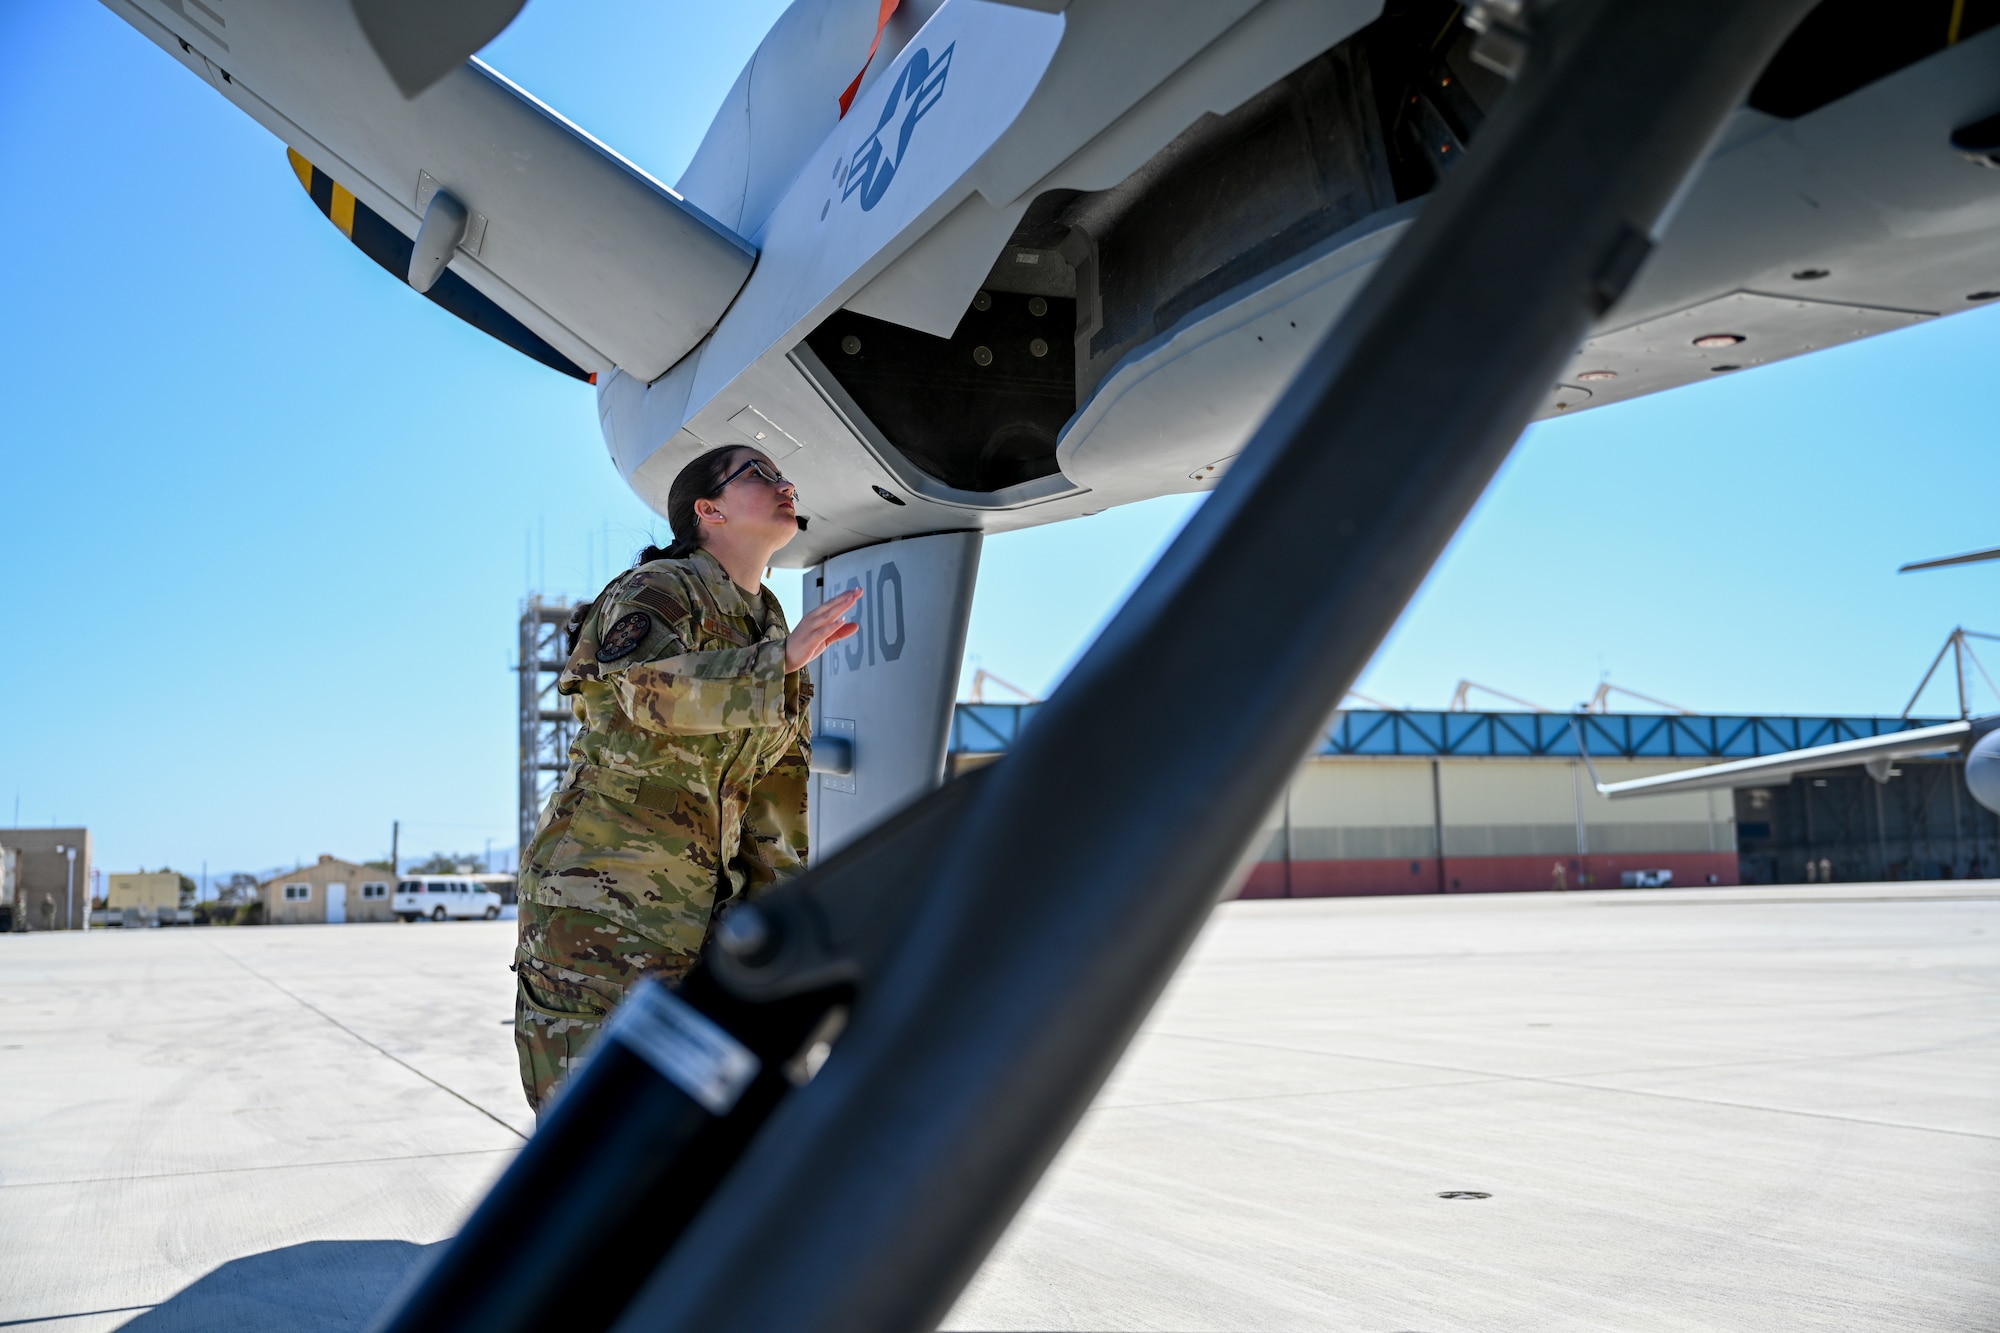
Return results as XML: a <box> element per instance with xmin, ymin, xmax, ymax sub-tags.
<box><xmin>1966</xmin><ymin>728</ymin><xmax>2000</xmax><ymax>816</ymax></box>
<box><xmin>409</xmin><ymin>189</ymin><xmax>469</xmax><ymax>294</ymax></box>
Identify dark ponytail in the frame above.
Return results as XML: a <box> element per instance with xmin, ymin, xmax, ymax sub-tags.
<box><xmin>636</xmin><ymin>444</ymin><xmax>748</xmax><ymax>565</ymax></box>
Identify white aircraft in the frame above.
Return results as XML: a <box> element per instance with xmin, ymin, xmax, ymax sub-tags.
<box><xmin>103</xmin><ymin>0</ymin><xmax>2000</xmax><ymax>843</ymax></box>
<box><xmin>1591</xmin><ymin>711</ymin><xmax>2000</xmax><ymax>814</ymax></box>
<box><xmin>1591</xmin><ymin>627</ymin><xmax>2000</xmax><ymax>816</ymax></box>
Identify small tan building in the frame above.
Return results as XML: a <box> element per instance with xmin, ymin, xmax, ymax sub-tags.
<box><xmin>106</xmin><ymin>871</ymin><xmax>183</xmax><ymax>923</ymax></box>
<box><xmin>259</xmin><ymin>855</ymin><xmax>396</xmax><ymax>925</ymax></box>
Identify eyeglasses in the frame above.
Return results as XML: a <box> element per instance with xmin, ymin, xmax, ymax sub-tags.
<box><xmin>713</xmin><ymin>457</ymin><xmax>795</xmax><ymax>496</ymax></box>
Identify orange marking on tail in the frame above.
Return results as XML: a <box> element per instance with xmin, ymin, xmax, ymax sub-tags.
<box><xmin>837</xmin><ymin>0</ymin><xmax>901</xmax><ymax>119</ymax></box>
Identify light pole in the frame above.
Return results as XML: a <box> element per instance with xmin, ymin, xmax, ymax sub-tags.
<box><xmin>54</xmin><ymin>844</ymin><xmax>77</xmax><ymax>931</ymax></box>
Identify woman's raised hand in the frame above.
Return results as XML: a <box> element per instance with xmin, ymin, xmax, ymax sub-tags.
<box><xmin>785</xmin><ymin>587</ymin><xmax>864</xmax><ymax>673</ymax></box>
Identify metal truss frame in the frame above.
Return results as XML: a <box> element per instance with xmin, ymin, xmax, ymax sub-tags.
<box><xmin>516</xmin><ymin>597</ymin><xmax>577</xmax><ymax>866</ymax></box>
<box><xmin>958</xmin><ymin>703</ymin><xmax>1960</xmax><ymax>763</ymax></box>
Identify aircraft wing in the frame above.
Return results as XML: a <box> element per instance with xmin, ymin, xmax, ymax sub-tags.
<box><xmin>1593</xmin><ymin>719</ymin><xmax>1976</xmax><ymax>799</ymax></box>
<box><xmin>101</xmin><ymin>0</ymin><xmax>756</xmax><ymax>381</ymax></box>
<box><xmin>1901</xmin><ymin>546</ymin><xmax>2000</xmax><ymax>573</ymax></box>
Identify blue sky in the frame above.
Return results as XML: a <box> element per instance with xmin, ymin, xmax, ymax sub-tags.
<box><xmin>3</xmin><ymin>0</ymin><xmax>1996</xmax><ymax>884</ymax></box>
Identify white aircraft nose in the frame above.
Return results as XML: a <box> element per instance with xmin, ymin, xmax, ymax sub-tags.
<box><xmin>1966</xmin><ymin>727</ymin><xmax>2000</xmax><ymax>816</ymax></box>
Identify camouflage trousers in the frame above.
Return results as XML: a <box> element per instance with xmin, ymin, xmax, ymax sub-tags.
<box><xmin>513</xmin><ymin>900</ymin><xmax>697</xmax><ymax>1113</ymax></box>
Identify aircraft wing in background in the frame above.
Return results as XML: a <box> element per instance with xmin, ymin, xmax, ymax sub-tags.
<box><xmin>1591</xmin><ymin>719</ymin><xmax>1975</xmax><ymax>797</ymax></box>
<box><xmin>102</xmin><ymin>0</ymin><xmax>756</xmax><ymax>382</ymax></box>
<box><xmin>1901</xmin><ymin>545</ymin><xmax>2000</xmax><ymax>573</ymax></box>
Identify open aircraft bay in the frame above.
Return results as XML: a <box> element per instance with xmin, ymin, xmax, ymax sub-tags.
<box><xmin>2</xmin><ymin>885</ymin><xmax>1994</xmax><ymax>1331</ymax></box>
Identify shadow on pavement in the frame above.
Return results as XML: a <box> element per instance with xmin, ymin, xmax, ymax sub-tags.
<box><xmin>118</xmin><ymin>1239</ymin><xmax>437</xmax><ymax>1331</ymax></box>
<box><xmin>109</xmin><ymin>1241</ymin><xmax>1344</xmax><ymax>1333</ymax></box>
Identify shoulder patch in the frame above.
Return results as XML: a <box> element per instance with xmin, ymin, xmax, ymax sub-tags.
<box><xmin>596</xmin><ymin>611</ymin><xmax>653</xmax><ymax>662</ymax></box>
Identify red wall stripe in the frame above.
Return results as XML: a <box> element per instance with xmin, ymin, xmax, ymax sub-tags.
<box><xmin>1238</xmin><ymin>852</ymin><xmax>1741</xmax><ymax>899</ymax></box>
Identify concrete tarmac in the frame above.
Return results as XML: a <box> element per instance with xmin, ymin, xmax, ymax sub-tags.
<box><xmin>0</xmin><ymin>883</ymin><xmax>1993</xmax><ymax>1331</ymax></box>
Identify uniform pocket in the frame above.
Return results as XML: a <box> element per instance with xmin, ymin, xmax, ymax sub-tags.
<box><xmin>514</xmin><ymin>967</ymin><xmax>609</xmax><ymax>1112</ymax></box>
<box><xmin>523</xmin><ymin>788</ymin><xmax>588</xmax><ymax>881</ymax></box>
<box><xmin>518</xmin><ymin>966</ymin><xmax>609</xmax><ymax>1020</ymax></box>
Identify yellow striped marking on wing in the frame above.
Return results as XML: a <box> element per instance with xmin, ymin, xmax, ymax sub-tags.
<box><xmin>330</xmin><ymin>183</ymin><xmax>356</xmax><ymax>237</ymax></box>
<box><xmin>286</xmin><ymin>147</ymin><xmax>313</xmax><ymax>192</ymax></box>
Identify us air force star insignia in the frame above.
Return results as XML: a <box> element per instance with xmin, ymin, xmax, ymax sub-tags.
<box><xmin>597</xmin><ymin>611</ymin><xmax>652</xmax><ymax>662</ymax></box>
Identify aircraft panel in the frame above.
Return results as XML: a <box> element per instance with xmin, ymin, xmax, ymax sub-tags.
<box><xmin>1566</xmin><ymin>289</ymin><xmax>1930</xmax><ymax>405</ymax></box>
<box><xmin>608</xmin><ymin>5</ymin><xmax>2000</xmax><ymax>570</ymax></box>
<box><xmin>678</xmin><ymin>4</ymin><xmax>1068</xmax><ymax>428</ymax></box>
<box><xmin>604</xmin><ymin>0</ymin><xmax>1390</xmax><ymax>557</ymax></box>
<box><xmin>967</xmin><ymin>0</ymin><xmax>1384</xmax><ymax>205</ymax></box>
<box><xmin>97</xmin><ymin>0</ymin><xmax>2000</xmax><ymax>576</ymax></box>
<box><xmin>1056</xmin><ymin>206</ymin><xmax>1416</xmax><ymax>502</ymax></box>
<box><xmin>1549</xmin><ymin>29</ymin><xmax>2000</xmax><ymax>414</ymax></box>
<box><xmin>677</xmin><ymin>0</ymin><xmax>951</xmax><ymax>240</ymax></box>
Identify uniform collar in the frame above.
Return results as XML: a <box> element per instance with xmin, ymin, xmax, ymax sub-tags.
<box><xmin>688</xmin><ymin>547</ymin><xmax>779</xmax><ymax>628</ymax></box>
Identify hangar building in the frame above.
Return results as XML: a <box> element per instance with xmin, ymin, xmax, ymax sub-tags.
<box><xmin>950</xmin><ymin>707</ymin><xmax>1998</xmax><ymax>894</ymax></box>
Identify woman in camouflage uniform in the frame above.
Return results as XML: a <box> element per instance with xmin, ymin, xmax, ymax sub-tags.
<box><xmin>514</xmin><ymin>445</ymin><xmax>862</xmax><ymax>1113</ymax></box>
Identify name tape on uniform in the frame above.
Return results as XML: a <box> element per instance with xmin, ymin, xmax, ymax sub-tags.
<box><xmin>606</xmin><ymin>980</ymin><xmax>760</xmax><ymax>1115</ymax></box>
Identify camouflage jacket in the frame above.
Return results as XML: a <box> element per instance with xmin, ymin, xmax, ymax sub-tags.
<box><xmin>519</xmin><ymin>548</ymin><xmax>812</xmax><ymax>954</ymax></box>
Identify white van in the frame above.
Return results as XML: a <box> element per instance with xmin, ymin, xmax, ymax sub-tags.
<box><xmin>394</xmin><ymin>877</ymin><xmax>503</xmax><ymax>922</ymax></box>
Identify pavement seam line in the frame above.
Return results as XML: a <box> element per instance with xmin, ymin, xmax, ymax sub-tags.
<box><xmin>0</xmin><ymin>1146</ymin><xmax>517</xmax><ymax>1191</ymax></box>
<box><xmin>1152</xmin><ymin>1029</ymin><xmax>1985</xmax><ymax>1084</ymax></box>
<box><xmin>1544</xmin><ymin>1079</ymin><xmax>2000</xmax><ymax>1141</ymax></box>
<box><xmin>1151</xmin><ymin>1029</ymin><xmax>2000</xmax><ymax>1141</ymax></box>
<box><xmin>1090</xmin><ymin>1073</ymin><xmax>1512</xmax><ymax>1113</ymax></box>
<box><xmin>204</xmin><ymin>939</ymin><xmax>528</xmax><ymax>1142</ymax></box>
